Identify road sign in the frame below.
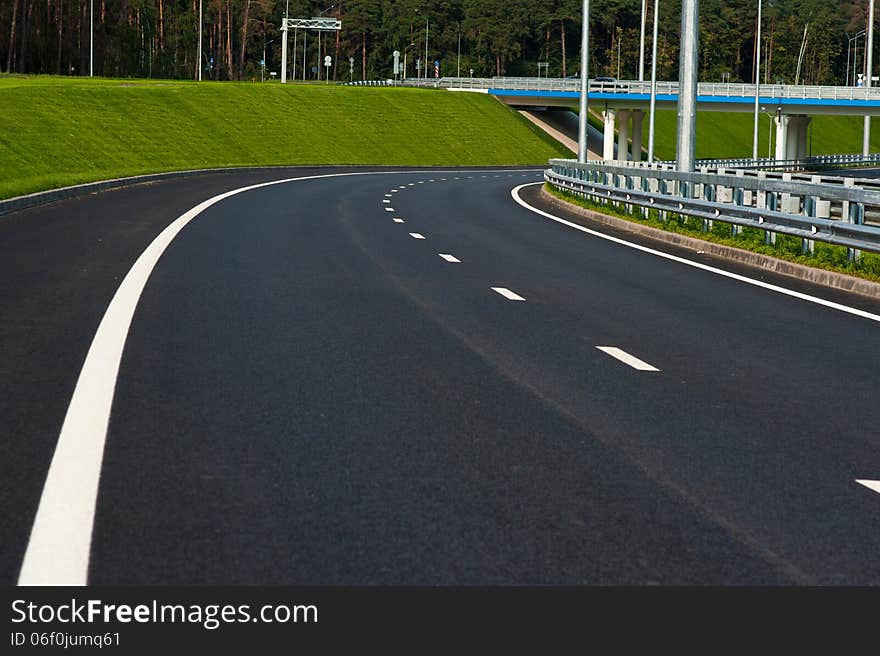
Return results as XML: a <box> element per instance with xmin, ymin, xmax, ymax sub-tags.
<box><xmin>434</xmin><ymin>60</ymin><xmax>439</xmax><ymax>79</ymax></box>
<box><xmin>393</xmin><ymin>50</ymin><xmax>400</xmax><ymax>76</ymax></box>
<box><xmin>324</xmin><ymin>55</ymin><xmax>332</xmax><ymax>66</ymax></box>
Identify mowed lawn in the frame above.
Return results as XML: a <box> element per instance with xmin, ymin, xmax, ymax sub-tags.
<box><xmin>649</xmin><ymin>109</ymin><xmax>880</xmax><ymax>161</ymax></box>
<box><xmin>0</xmin><ymin>76</ymin><xmax>570</xmax><ymax>199</ymax></box>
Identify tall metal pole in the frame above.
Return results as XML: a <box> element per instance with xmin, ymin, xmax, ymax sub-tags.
<box><xmin>847</xmin><ymin>36</ymin><xmax>852</xmax><ymax>86</ymax></box>
<box><xmin>676</xmin><ymin>0</ymin><xmax>699</xmax><ymax>172</ymax></box>
<box><xmin>752</xmin><ymin>0</ymin><xmax>762</xmax><ymax>161</ymax></box>
<box><xmin>293</xmin><ymin>28</ymin><xmax>298</xmax><ymax>80</ymax></box>
<box><xmin>425</xmin><ymin>18</ymin><xmax>429</xmax><ymax>81</ymax></box>
<box><xmin>457</xmin><ymin>25</ymin><xmax>461</xmax><ymax>78</ymax></box>
<box><xmin>197</xmin><ymin>0</ymin><xmax>203</xmax><ymax>80</ymax></box>
<box><xmin>648</xmin><ymin>0</ymin><xmax>659</xmax><ymax>162</ymax></box>
<box><xmin>865</xmin><ymin>0</ymin><xmax>875</xmax><ymax>156</ymax></box>
<box><xmin>639</xmin><ymin>0</ymin><xmax>647</xmax><ymax>81</ymax></box>
<box><xmin>89</xmin><ymin>0</ymin><xmax>93</xmax><ymax>76</ymax></box>
<box><xmin>281</xmin><ymin>22</ymin><xmax>288</xmax><ymax>83</ymax></box>
<box><xmin>577</xmin><ymin>0</ymin><xmax>591</xmax><ymax>163</ymax></box>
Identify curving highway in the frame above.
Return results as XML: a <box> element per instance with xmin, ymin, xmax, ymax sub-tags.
<box><xmin>2</xmin><ymin>166</ymin><xmax>879</xmax><ymax>585</ymax></box>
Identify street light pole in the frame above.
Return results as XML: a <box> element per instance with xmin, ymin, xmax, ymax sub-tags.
<box><xmin>425</xmin><ymin>18</ymin><xmax>429</xmax><ymax>81</ymax></box>
<box><xmin>89</xmin><ymin>0</ymin><xmax>93</xmax><ymax>76</ymax></box>
<box><xmin>752</xmin><ymin>0</ymin><xmax>762</xmax><ymax>161</ymax></box>
<box><xmin>263</xmin><ymin>39</ymin><xmax>274</xmax><ymax>83</ymax></box>
<box><xmin>457</xmin><ymin>24</ymin><xmax>461</xmax><ymax>78</ymax></box>
<box><xmin>639</xmin><ymin>0</ymin><xmax>647</xmax><ymax>81</ymax></box>
<box><xmin>648</xmin><ymin>0</ymin><xmax>659</xmax><ymax>162</ymax></box>
<box><xmin>676</xmin><ymin>0</ymin><xmax>700</xmax><ymax>173</ymax></box>
<box><xmin>847</xmin><ymin>31</ymin><xmax>866</xmax><ymax>86</ymax></box>
<box><xmin>865</xmin><ymin>0</ymin><xmax>875</xmax><ymax>156</ymax></box>
<box><xmin>197</xmin><ymin>0</ymin><xmax>203</xmax><ymax>80</ymax></box>
<box><xmin>577</xmin><ymin>0</ymin><xmax>591</xmax><ymax>164</ymax></box>
<box><xmin>403</xmin><ymin>42</ymin><xmax>414</xmax><ymax>80</ymax></box>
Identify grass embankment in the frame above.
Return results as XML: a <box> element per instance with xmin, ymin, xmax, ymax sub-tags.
<box><xmin>546</xmin><ymin>183</ymin><xmax>880</xmax><ymax>284</ymax></box>
<box><xmin>0</xmin><ymin>76</ymin><xmax>570</xmax><ymax>199</ymax></box>
<box><xmin>585</xmin><ymin>109</ymin><xmax>880</xmax><ymax>161</ymax></box>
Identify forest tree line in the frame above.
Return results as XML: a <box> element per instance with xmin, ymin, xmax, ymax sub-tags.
<box><xmin>0</xmin><ymin>1</ymin><xmax>875</xmax><ymax>86</ymax></box>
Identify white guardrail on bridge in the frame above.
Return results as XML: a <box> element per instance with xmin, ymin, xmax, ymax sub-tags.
<box><xmin>545</xmin><ymin>159</ymin><xmax>880</xmax><ymax>258</ymax></box>
<box><xmin>399</xmin><ymin>77</ymin><xmax>880</xmax><ymax>101</ymax></box>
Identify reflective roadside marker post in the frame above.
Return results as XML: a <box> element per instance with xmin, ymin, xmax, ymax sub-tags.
<box><xmin>350</xmin><ymin>56</ymin><xmax>355</xmax><ymax>82</ymax></box>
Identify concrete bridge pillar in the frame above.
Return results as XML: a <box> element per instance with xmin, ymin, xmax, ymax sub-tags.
<box><xmin>774</xmin><ymin>114</ymin><xmax>812</xmax><ymax>161</ymax></box>
<box><xmin>631</xmin><ymin>110</ymin><xmax>644</xmax><ymax>162</ymax></box>
<box><xmin>603</xmin><ymin>109</ymin><xmax>617</xmax><ymax>161</ymax></box>
<box><xmin>617</xmin><ymin>110</ymin><xmax>632</xmax><ymax>161</ymax></box>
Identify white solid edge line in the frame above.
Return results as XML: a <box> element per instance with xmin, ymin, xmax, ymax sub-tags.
<box><xmin>510</xmin><ymin>183</ymin><xmax>880</xmax><ymax>324</ymax></box>
<box><xmin>491</xmin><ymin>287</ymin><xmax>526</xmax><ymax>301</ymax></box>
<box><xmin>17</xmin><ymin>168</ymin><xmax>540</xmax><ymax>587</ymax></box>
<box><xmin>596</xmin><ymin>346</ymin><xmax>660</xmax><ymax>372</ymax></box>
<box><xmin>856</xmin><ymin>480</ymin><xmax>880</xmax><ymax>495</ymax></box>
<box><xmin>409</xmin><ymin>233</ymin><xmax>426</xmax><ymax>240</ymax></box>
<box><xmin>439</xmin><ymin>253</ymin><xmax>461</xmax><ymax>263</ymax></box>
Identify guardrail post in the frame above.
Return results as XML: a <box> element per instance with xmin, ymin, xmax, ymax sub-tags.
<box><xmin>702</xmin><ymin>179</ymin><xmax>714</xmax><ymax>232</ymax></box>
<box><xmin>732</xmin><ymin>186</ymin><xmax>743</xmax><ymax>236</ymax></box>
<box><xmin>843</xmin><ymin>178</ymin><xmax>863</xmax><ymax>262</ymax></box>
<box><xmin>658</xmin><ymin>177</ymin><xmax>668</xmax><ymax>221</ymax></box>
<box><xmin>756</xmin><ymin>171</ymin><xmax>775</xmax><ymax>246</ymax></box>
<box><xmin>625</xmin><ymin>174</ymin><xmax>635</xmax><ymax>215</ymax></box>
<box><xmin>803</xmin><ymin>186</ymin><xmax>816</xmax><ymax>255</ymax></box>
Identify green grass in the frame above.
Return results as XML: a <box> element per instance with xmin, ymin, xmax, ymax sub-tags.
<box><xmin>546</xmin><ymin>183</ymin><xmax>880</xmax><ymax>283</ymax></box>
<box><xmin>649</xmin><ymin>110</ymin><xmax>880</xmax><ymax>161</ymax></box>
<box><xmin>0</xmin><ymin>75</ymin><xmax>570</xmax><ymax>199</ymax></box>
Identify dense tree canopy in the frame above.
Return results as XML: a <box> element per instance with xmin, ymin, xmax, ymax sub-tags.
<box><xmin>0</xmin><ymin>1</ymin><xmax>871</xmax><ymax>85</ymax></box>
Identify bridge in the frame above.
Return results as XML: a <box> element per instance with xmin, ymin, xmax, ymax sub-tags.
<box><xmin>403</xmin><ymin>77</ymin><xmax>880</xmax><ymax>162</ymax></box>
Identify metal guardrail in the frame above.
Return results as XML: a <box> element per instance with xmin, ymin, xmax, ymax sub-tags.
<box><xmin>546</xmin><ymin>159</ymin><xmax>880</xmax><ymax>257</ymax></box>
<box><xmin>339</xmin><ymin>79</ymin><xmax>395</xmax><ymax>86</ymax></box>
<box><xmin>400</xmin><ymin>77</ymin><xmax>880</xmax><ymax>101</ymax></box>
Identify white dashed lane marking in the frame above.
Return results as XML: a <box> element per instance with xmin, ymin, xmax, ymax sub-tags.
<box><xmin>491</xmin><ymin>287</ymin><xmax>526</xmax><ymax>301</ymax></box>
<box><xmin>439</xmin><ymin>254</ymin><xmax>461</xmax><ymax>263</ymax></box>
<box><xmin>385</xmin><ymin>208</ymin><xmax>395</xmax><ymax>212</ymax></box>
<box><xmin>393</xmin><ymin>218</ymin><xmax>405</xmax><ymax>223</ymax></box>
<box><xmin>596</xmin><ymin>347</ymin><xmax>660</xmax><ymax>372</ymax></box>
<box><xmin>409</xmin><ymin>233</ymin><xmax>426</xmax><ymax>240</ymax></box>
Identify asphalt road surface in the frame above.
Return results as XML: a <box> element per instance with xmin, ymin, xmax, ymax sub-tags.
<box><xmin>2</xmin><ymin>166</ymin><xmax>879</xmax><ymax>585</ymax></box>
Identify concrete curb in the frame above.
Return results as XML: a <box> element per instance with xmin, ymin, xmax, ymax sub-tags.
<box><xmin>539</xmin><ymin>187</ymin><xmax>880</xmax><ymax>301</ymax></box>
<box><xmin>0</xmin><ymin>166</ymin><xmax>316</xmax><ymax>217</ymax></box>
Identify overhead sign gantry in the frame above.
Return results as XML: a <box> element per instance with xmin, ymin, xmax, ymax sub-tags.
<box><xmin>280</xmin><ymin>17</ymin><xmax>342</xmax><ymax>84</ymax></box>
